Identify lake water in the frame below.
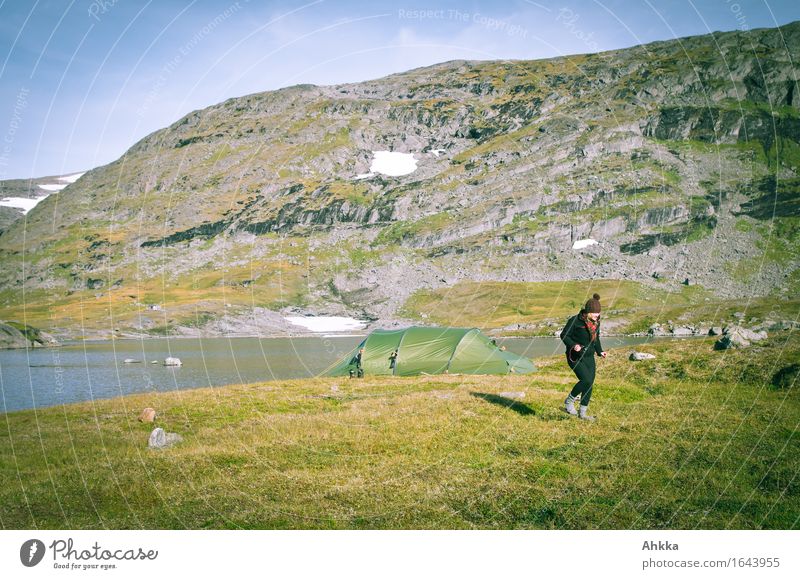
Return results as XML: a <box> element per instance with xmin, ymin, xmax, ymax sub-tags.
<box><xmin>0</xmin><ymin>334</ymin><xmax>691</xmax><ymax>413</ymax></box>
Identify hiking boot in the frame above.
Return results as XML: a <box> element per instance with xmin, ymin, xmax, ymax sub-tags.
<box><xmin>564</xmin><ymin>395</ymin><xmax>578</xmax><ymax>416</ymax></box>
<box><xmin>578</xmin><ymin>405</ymin><xmax>596</xmax><ymax>422</ymax></box>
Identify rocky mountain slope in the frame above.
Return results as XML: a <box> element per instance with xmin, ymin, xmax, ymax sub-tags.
<box><xmin>0</xmin><ymin>22</ymin><xmax>798</xmax><ymax>339</ymax></box>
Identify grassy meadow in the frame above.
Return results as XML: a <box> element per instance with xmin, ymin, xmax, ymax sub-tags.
<box><xmin>0</xmin><ymin>332</ymin><xmax>798</xmax><ymax>530</ymax></box>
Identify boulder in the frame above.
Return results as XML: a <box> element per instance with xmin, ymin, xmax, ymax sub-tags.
<box><xmin>714</xmin><ymin>331</ymin><xmax>751</xmax><ymax>350</ymax></box>
<box><xmin>164</xmin><ymin>357</ymin><xmax>182</xmax><ymax>366</ymax></box>
<box><xmin>722</xmin><ymin>325</ymin><xmax>767</xmax><ymax>342</ymax></box>
<box><xmin>671</xmin><ymin>326</ymin><xmax>694</xmax><ymax>336</ymax></box>
<box><xmin>138</xmin><ymin>408</ymin><xmax>156</xmax><ymax>422</ymax></box>
<box><xmin>648</xmin><ymin>324</ymin><xmax>669</xmax><ymax>336</ymax></box>
<box><xmin>709</xmin><ymin>327</ymin><xmax>723</xmax><ymax>336</ymax></box>
<box><xmin>630</xmin><ymin>351</ymin><xmax>656</xmax><ymax>361</ymax></box>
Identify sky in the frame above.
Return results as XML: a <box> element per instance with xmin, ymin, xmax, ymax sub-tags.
<box><xmin>0</xmin><ymin>0</ymin><xmax>797</xmax><ymax>180</ymax></box>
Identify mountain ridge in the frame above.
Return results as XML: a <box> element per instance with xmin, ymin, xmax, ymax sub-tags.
<box><xmin>0</xmin><ymin>21</ymin><xmax>798</xmax><ymax>340</ymax></box>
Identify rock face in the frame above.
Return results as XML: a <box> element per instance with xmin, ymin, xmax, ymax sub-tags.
<box><xmin>0</xmin><ymin>320</ymin><xmax>61</xmax><ymax>349</ymax></box>
<box><xmin>0</xmin><ymin>322</ymin><xmax>29</xmax><ymax>349</ymax></box>
<box><xmin>0</xmin><ymin>23</ymin><xmax>799</xmax><ymax>338</ymax></box>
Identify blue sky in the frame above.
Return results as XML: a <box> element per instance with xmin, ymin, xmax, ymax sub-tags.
<box><xmin>0</xmin><ymin>0</ymin><xmax>797</xmax><ymax>179</ymax></box>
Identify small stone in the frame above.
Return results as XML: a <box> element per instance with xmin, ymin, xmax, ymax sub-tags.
<box><xmin>148</xmin><ymin>427</ymin><xmax>182</xmax><ymax>449</ymax></box>
<box><xmin>148</xmin><ymin>428</ymin><xmax>166</xmax><ymax>448</ymax></box>
<box><xmin>138</xmin><ymin>408</ymin><xmax>156</xmax><ymax>422</ymax></box>
<box><xmin>629</xmin><ymin>352</ymin><xmax>656</xmax><ymax>361</ymax></box>
<box><xmin>123</xmin><ymin>358</ymin><xmax>140</xmax><ymax>364</ymax></box>
<box><xmin>164</xmin><ymin>357</ymin><xmax>182</xmax><ymax>366</ymax></box>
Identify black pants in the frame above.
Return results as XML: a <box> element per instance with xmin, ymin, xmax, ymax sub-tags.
<box><xmin>567</xmin><ymin>350</ymin><xmax>596</xmax><ymax>406</ymax></box>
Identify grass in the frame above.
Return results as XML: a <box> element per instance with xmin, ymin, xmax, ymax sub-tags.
<box><xmin>0</xmin><ymin>333</ymin><xmax>797</xmax><ymax>529</ymax></box>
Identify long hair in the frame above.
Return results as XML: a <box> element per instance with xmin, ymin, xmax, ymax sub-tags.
<box><xmin>580</xmin><ymin>310</ymin><xmax>599</xmax><ymax>343</ymax></box>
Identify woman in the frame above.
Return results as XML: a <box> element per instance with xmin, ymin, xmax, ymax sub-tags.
<box><xmin>559</xmin><ymin>293</ymin><xmax>607</xmax><ymax>420</ymax></box>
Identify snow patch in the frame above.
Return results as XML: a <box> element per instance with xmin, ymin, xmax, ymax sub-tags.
<box><xmin>572</xmin><ymin>239</ymin><xmax>599</xmax><ymax>250</ymax></box>
<box><xmin>57</xmin><ymin>172</ymin><xmax>86</xmax><ymax>183</ymax></box>
<box><xmin>370</xmin><ymin>151</ymin><xmax>417</xmax><ymax>176</ymax></box>
<box><xmin>0</xmin><ymin>197</ymin><xmax>43</xmax><ymax>213</ymax></box>
<box><xmin>430</xmin><ymin>149</ymin><xmax>446</xmax><ymax>157</ymax></box>
<box><xmin>38</xmin><ymin>183</ymin><xmax>68</xmax><ymax>192</ymax></box>
<box><xmin>285</xmin><ymin>316</ymin><xmax>367</xmax><ymax>333</ymax></box>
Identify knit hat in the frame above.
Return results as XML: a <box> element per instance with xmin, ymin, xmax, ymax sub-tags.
<box><xmin>584</xmin><ymin>293</ymin><xmax>601</xmax><ymax>313</ymax></box>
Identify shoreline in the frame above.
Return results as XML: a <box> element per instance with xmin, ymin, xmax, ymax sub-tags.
<box><xmin>0</xmin><ymin>334</ymin><xmax>717</xmax><ymax>416</ymax></box>
<box><xmin>1</xmin><ymin>331</ymin><xmax>716</xmax><ymax>349</ymax></box>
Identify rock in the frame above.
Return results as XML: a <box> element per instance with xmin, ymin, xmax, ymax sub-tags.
<box><xmin>722</xmin><ymin>325</ymin><xmax>767</xmax><ymax>342</ymax></box>
<box><xmin>150</xmin><ymin>360</ymin><xmax>159</xmax><ymax>364</ymax></box>
<box><xmin>630</xmin><ymin>351</ymin><xmax>656</xmax><ymax>361</ymax></box>
<box><xmin>648</xmin><ymin>324</ymin><xmax>669</xmax><ymax>336</ymax></box>
<box><xmin>138</xmin><ymin>408</ymin><xmax>156</xmax><ymax>422</ymax></box>
<box><xmin>0</xmin><ymin>322</ymin><xmax>30</xmax><ymax>349</ymax></box>
<box><xmin>123</xmin><ymin>358</ymin><xmax>140</xmax><ymax>364</ymax></box>
<box><xmin>499</xmin><ymin>391</ymin><xmax>525</xmax><ymax>399</ymax></box>
<box><xmin>148</xmin><ymin>427</ymin><xmax>182</xmax><ymax>449</ymax></box>
<box><xmin>164</xmin><ymin>357</ymin><xmax>182</xmax><ymax>366</ymax></box>
<box><xmin>767</xmin><ymin>320</ymin><xmax>800</xmax><ymax>331</ymax></box>
<box><xmin>671</xmin><ymin>326</ymin><xmax>694</xmax><ymax>336</ymax></box>
<box><xmin>709</xmin><ymin>327</ymin><xmax>723</xmax><ymax>336</ymax></box>
<box><xmin>714</xmin><ymin>334</ymin><xmax>749</xmax><ymax>350</ymax></box>
<box><xmin>38</xmin><ymin>331</ymin><xmax>60</xmax><ymax>346</ymax></box>
<box><xmin>148</xmin><ymin>428</ymin><xmax>166</xmax><ymax>448</ymax></box>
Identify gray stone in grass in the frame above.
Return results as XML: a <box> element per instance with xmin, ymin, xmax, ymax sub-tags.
<box><xmin>148</xmin><ymin>427</ymin><xmax>183</xmax><ymax>449</ymax></box>
<box><xmin>629</xmin><ymin>351</ymin><xmax>656</xmax><ymax>361</ymax></box>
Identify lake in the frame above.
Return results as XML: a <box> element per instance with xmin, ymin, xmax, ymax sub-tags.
<box><xmin>0</xmin><ymin>334</ymin><xmax>691</xmax><ymax>413</ymax></box>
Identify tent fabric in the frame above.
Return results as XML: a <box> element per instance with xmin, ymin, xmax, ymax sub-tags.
<box><xmin>325</xmin><ymin>326</ymin><xmax>536</xmax><ymax>377</ymax></box>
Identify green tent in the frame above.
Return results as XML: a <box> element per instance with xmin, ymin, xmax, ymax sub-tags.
<box><xmin>325</xmin><ymin>326</ymin><xmax>536</xmax><ymax>377</ymax></box>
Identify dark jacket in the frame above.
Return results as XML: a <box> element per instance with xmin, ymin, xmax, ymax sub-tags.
<box><xmin>560</xmin><ymin>310</ymin><xmax>604</xmax><ymax>357</ymax></box>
